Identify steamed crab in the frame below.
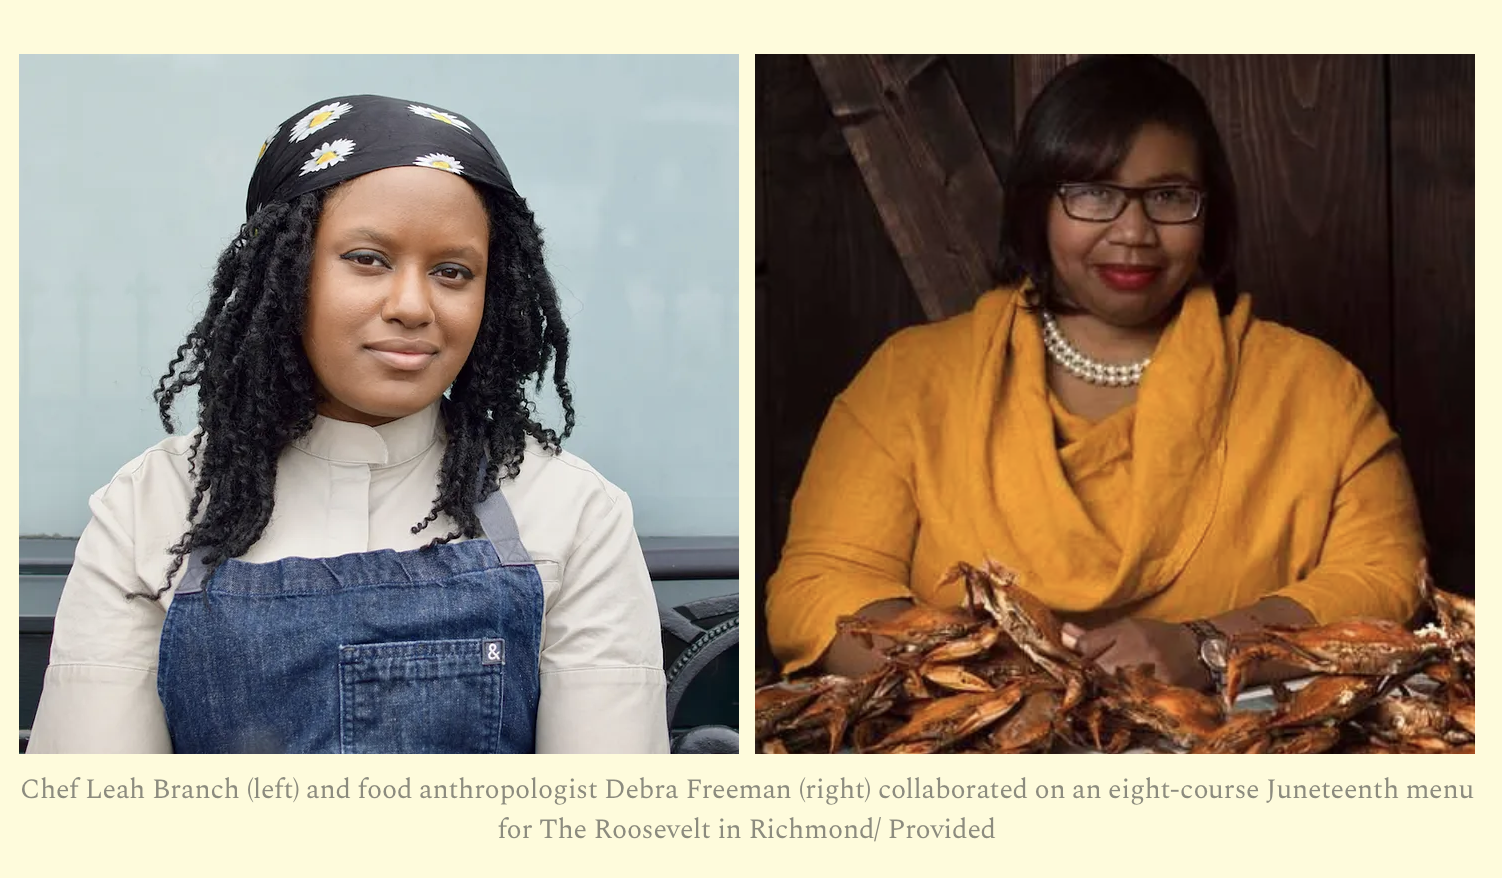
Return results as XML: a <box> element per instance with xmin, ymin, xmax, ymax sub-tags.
<box><xmin>944</xmin><ymin>559</ymin><xmax>1093</xmax><ymax>711</ymax></box>
<box><xmin>838</xmin><ymin>605</ymin><xmax>1008</xmax><ymax>696</ymax></box>
<box><xmin>867</xmin><ymin>680</ymin><xmax>1032</xmax><ymax>754</ymax></box>
<box><xmin>756</xmin><ymin>554</ymin><xmax>1476</xmax><ymax>755</ymax></box>
<box><xmin>978</xmin><ymin>681</ymin><xmax>1063</xmax><ymax>754</ymax></box>
<box><xmin>836</xmin><ymin>604</ymin><xmax>987</xmax><ymax>658</ymax></box>
<box><xmin>1222</xmin><ymin>619</ymin><xmax>1446</xmax><ymax>708</ymax></box>
<box><xmin>1355</xmin><ymin>694</ymin><xmax>1474</xmax><ymax>748</ymax></box>
<box><xmin>1419</xmin><ymin>559</ymin><xmax>1475</xmax><ymax>666</ymax></box>
<box><xmin>1264</xmin><ymin>675</ymin><xmax>1388</xmax><ymax>731</ymax></box>
<box><xmin>756</xmin><ymin>669</ymin><xmax>900</xmax><ymax>753</ymax></box>
<box><xmin>1098</xmin><ymin>664</ymin><xmax>1225</xmax><ymax>750</ymax></box>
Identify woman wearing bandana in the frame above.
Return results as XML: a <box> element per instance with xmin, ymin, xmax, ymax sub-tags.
<box><xmin>28</xmin><ymin>96</ymin><xmax>669</xmax><ymax>753</ymax></box>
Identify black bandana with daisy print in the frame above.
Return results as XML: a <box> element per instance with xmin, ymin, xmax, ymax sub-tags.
<box><xmin>245</xmin><ymin>94</ymin><xmax>517</xmax><ymax>218</ymax></box>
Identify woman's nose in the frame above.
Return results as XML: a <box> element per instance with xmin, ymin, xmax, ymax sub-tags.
<box><xmin>380</xmin><ymin>268</ymin><xmax>435</xmax><ymax>327</ymax></box>
<box><xmin>1108</xmin><ymin>197</ymin><xmax>1160</xmax><ymax>246</ymax></box>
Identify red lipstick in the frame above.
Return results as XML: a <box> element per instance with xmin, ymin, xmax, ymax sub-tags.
<box><xmin>1094</xmin><ymin>265</ymin><xmax>1162</xmax><ymax>291</ymax></box>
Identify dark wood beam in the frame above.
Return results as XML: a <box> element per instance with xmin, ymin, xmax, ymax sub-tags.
<box><xmin>807</xmin><ymin>54</ymin><xmax>1003</xmax><ymax>321</ymax></box>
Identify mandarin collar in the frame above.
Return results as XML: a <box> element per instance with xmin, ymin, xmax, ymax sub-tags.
<box><xmin>290</xmin><ymin>401</ymin><xmax>442</xmax><ymax>467</ymax></box>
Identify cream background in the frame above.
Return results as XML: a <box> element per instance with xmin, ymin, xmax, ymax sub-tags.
<box><xmin>3</xmin><ymin>16</ymin><xmax>1493</xmax><ymax>877</ymax></box>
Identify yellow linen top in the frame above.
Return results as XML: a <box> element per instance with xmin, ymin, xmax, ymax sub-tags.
<box><xmin>765</xmin><ymin>286</ymin><xmax>1425</xmax><ymax>673</ymax></box>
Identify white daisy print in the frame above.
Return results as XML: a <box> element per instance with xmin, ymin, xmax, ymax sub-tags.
<box><xmin>408</xmin><ymin>105</ymin><xmax>471</xmax><ymax>131</ymax></box>
<box><xmin>414</xmin><ymin>153</ymin><xmax>464</xmax><ymax>175</ymax></box>
<box><xmin>299</xmin><ymin>138</ymin><xmax>355</xmax><ymax>176</ymax></box>
<box><xmin>290</xmin><ymin>101</ymin><xmax>353</xmax><ymax>142</ymax></box>
<box><xmin>256</xmin><ymin>126</ymin><xmax>278</xmax><ymax>162</ymax></box>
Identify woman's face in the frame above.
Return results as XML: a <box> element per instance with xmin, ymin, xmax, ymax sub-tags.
<box><xmin>1046</xmin><ymin>123</ymin><xmax>1205</xmax><ymax>328</ymax></box>
<box><xmin>303</xmin><ymin>166</ymin><xmax>489</xmax><ymax>426</ymax></box>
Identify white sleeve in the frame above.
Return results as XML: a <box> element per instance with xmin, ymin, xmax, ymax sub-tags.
<box><xmin>27</xmin><ymin>471</ymin><xmax>174</xmax><ymax>754</ymax></box>
<box><xmin>534</xmin><ymin>490</ymin><xmax>669</xmax><ymax>754</ymax></box>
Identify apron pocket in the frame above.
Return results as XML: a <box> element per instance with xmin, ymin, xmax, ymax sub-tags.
<box><xmin>338</xmin><ymin>639</ymin><xmax>504</xmax><ymax>754</ymax></box>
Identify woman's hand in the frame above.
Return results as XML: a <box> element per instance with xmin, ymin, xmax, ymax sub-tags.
<box><xmin>1063</xmin><ymin>618</ymin><xmax>1210</xmax><ymax>690</ymax></box>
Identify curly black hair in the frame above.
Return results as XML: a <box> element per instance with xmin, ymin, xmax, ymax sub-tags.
<box><xmin>134</xmin><ymin>183</ymin><xmax>573</xmax><ymax>598</ymax></box>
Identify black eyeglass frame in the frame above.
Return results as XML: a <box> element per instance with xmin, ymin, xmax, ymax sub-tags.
<box><xmin>1054</xmin><ymin>182</ymin><xmax>1208</xmax><ymax>225</ymax></box>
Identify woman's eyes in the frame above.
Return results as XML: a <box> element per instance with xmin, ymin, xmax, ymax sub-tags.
<box><xmin>339</xmin><ymin>251</ymin><xmax>474</xmax><ymax>280</ymax></box>
<box><xmin>1071</xmin><ymin>186</ymin><xmax>1196</xmax><ymax>201</ymax></box>
<box><xmin>1148</xmin><ymin>187</ymin><xmax>1196</xmax><ymax>204</ymax></box>
<box><xmin>341</xmin><ymin>250</ymin><xmax>389</xmax><ymax>268</ymax></box>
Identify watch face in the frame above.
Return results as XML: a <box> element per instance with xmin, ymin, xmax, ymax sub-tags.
<box><xmin>1201</xmin><ymin>638</ymin><xmax>1229</xmax><ymax>671</ymax></box>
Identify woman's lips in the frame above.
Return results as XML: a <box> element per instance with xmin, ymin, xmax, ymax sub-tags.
<box><xmin>366</xmin><ymin>348</ymin><xmax>437</xmax><ymax>371</ymax></box>
<box><xmin>1094</xmin><ymin>265</ymin><xmax>1162</xmax><ymax>291</ymax></box>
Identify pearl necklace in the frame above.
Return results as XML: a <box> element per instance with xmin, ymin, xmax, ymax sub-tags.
<box><xmin>1039</xmin><ymin>310</ymin><xmax>1151</xmax><ymax>387</ymax></box>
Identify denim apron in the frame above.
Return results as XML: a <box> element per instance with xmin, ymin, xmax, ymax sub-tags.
<box><xmin>156</xmin><ymin>483</ymin><xmax>544</xmax><ymax>754</ymax></box>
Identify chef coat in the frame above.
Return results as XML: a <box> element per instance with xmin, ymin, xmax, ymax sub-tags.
<box><xmin>27</xmin><ymin>401</ymin><xmax>669</xmax><ymax>754</ymax></box>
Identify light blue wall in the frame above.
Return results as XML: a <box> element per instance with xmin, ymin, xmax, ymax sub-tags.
<box><xmin>20</xmin><ymin>55</ymin><xmax>737</xmax><ymax>538</ymax></box>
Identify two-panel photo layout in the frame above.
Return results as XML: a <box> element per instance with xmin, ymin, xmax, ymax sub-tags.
<box><xmin>18</xmin><ymin>54</ymin><xmax>1473</xmax><ymax>756</ymax></box>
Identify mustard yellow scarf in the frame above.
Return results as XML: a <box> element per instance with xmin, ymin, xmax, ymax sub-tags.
<box><xmin>960</xmin><ymin>287</ymin><xmax>1254</xmax><ymax>613</ymax></box>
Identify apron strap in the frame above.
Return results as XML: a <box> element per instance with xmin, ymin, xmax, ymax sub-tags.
<box><xmin>176</xmin><ymin>550</ymin><xmax>212</xmax><ymax>596</ymax></box>
<box><xmin>475</xmin><ymin>482</ymin><xmax>533</xmax><ymax>566</ymax></box>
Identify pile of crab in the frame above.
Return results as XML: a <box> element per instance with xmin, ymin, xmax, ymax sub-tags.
<box><xmin>756</xmin><ymin>560</ymin><xmax>1475</xmax><ymax>754</ymax></box>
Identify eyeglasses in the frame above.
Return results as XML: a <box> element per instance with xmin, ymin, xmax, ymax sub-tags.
<box><xmin>1055</xmin><ymin>182</ymin><xmax>1206</xmax><ymax>224</ymax></box>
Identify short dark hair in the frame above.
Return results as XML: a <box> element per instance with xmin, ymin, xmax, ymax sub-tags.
<box><xmin>994</xmin><ymin>55</ymin><xmax>1240</xmax><ymax>314</ymax></box>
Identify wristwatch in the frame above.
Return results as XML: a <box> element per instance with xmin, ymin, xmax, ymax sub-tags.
<box><xmin>1183</xmin><ymin>619</ymin><xmax>1229</xmax><ymax>692</ymax></box>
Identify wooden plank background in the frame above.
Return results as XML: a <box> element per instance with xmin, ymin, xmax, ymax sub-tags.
<box><xmin>756</xmin><ymin>54</ymin><xmax>1475</xmax><ymax>673</ymax></box>
<box><xmin>757</xmin><ymin>54</ymin><xmax>930</xmax><ymax>668</ymax></box>
<box><xmin>1388</xmin><ymin>55</ymin><xmax>1475</xmax><ymax>615</ymax></box>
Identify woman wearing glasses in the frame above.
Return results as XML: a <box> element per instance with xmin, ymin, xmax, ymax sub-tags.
<box><xmin>764</xmin><ymin>55</ymin><xmax>1424</xmax><ymax>694</ymax></box>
